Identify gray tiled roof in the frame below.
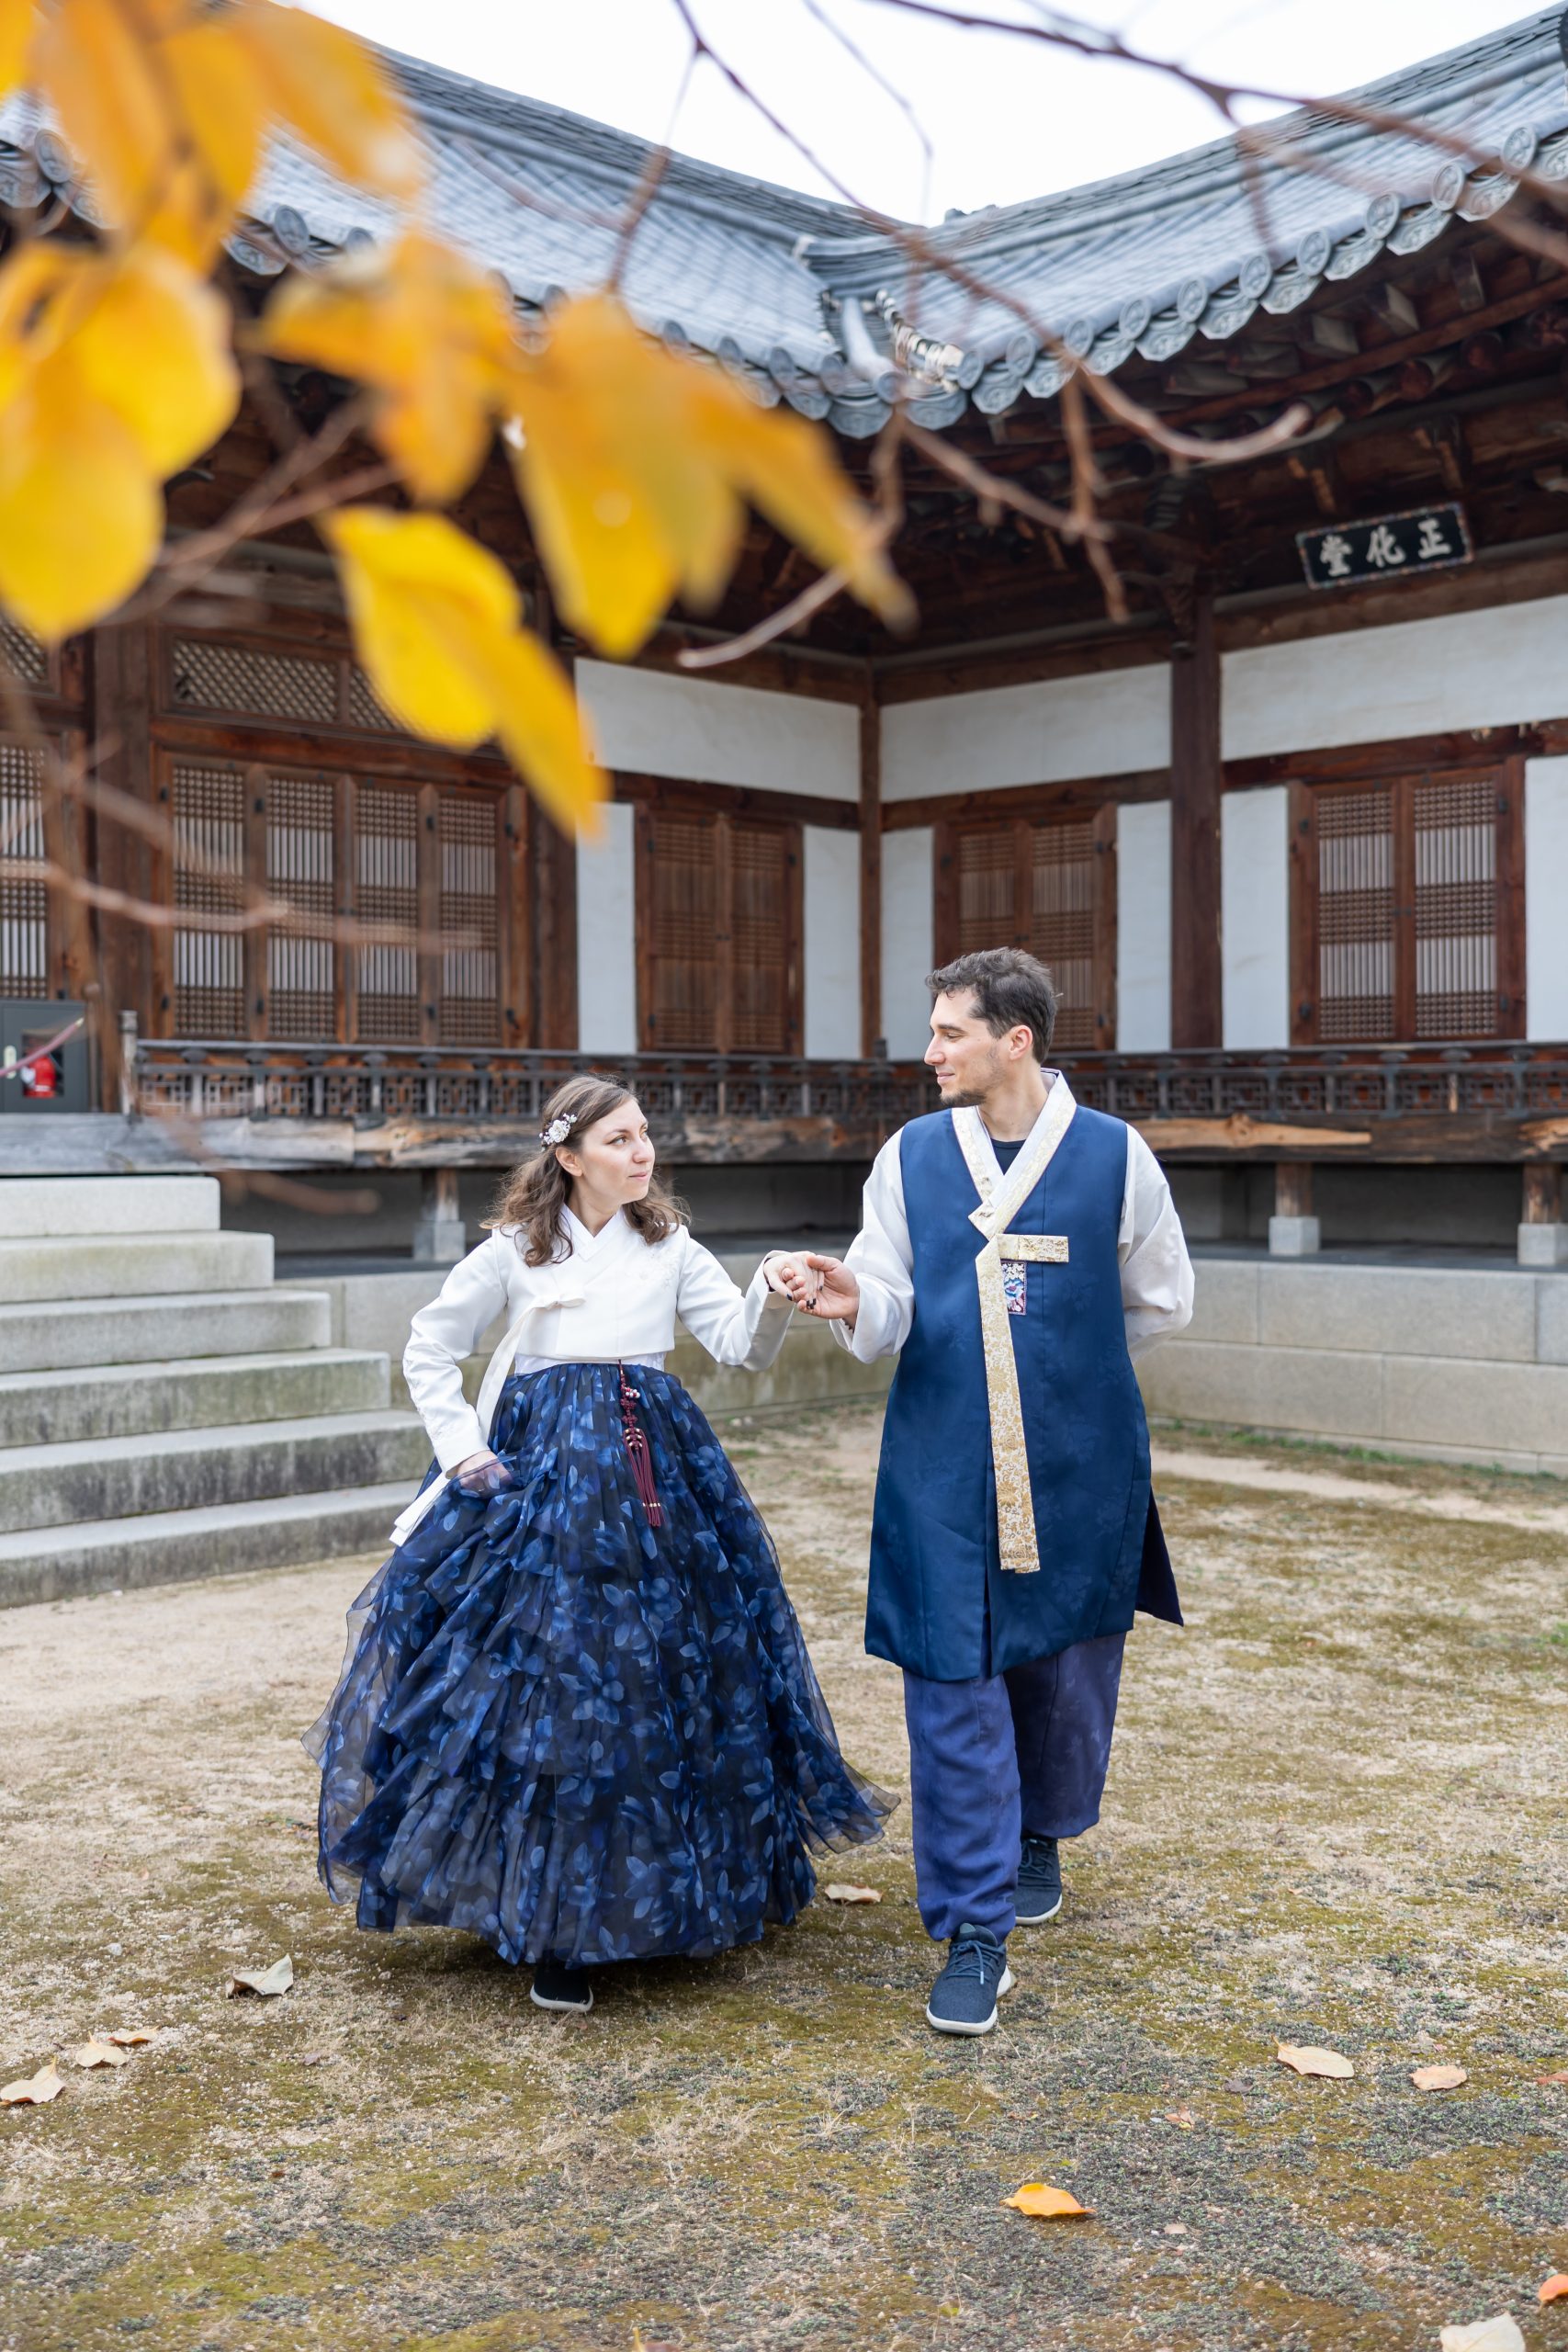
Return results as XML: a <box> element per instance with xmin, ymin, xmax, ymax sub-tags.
<box><xmin>3</xmin><ymin>9</ymin><xmax>1565</xmax><ymax>435</ymax></box>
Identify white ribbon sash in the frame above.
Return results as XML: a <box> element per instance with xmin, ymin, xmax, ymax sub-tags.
<box><xmin>953</xmin><ymin>1095</ymin><xmax>1075</xmax><ymax>1576</ymax></box>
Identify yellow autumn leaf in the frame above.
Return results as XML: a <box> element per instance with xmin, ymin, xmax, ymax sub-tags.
<box><xmin>0</xmin><ymin>2061</ymin><xmax>65</xmax><ymax>2106</ymax></box>
<box><xmin>1276</xmin><ymin>2042</ymin><xmax>1355</xmax><ymax>2079</ymax></box>
<box><xmin>325</xmin><ymin>509</ymin><xmax>605</xmax><ymax>837</ymax></box>
<box><xmin>148</xmin><ymin>16</ymin><xmax>268</xmax><ymax>268</ymax></box>
<box><xmin>31</xmin><ymin>0</ymin><xmax>169</xmax><ymax>231</ymax></box>
<box><xmin>505</xmin><ymin>294</ymin><xmax>910</xmax><ymax>660</ymax></box>
<box><xmin>69</xmin><ymin>246</ymin><xmax>238</xmax><ymax>475</ymax></box>
<box><xmin>0</xmin><ymin>367</ymin><xmax>159</xmax><ymax>639</ymax></box>
<box><xmin>0</xmin><ymin>0</ymin><xmax>34</xmax><ymax>100</ymax></box>
<box><xmin>262</xmin><ymin>232</ymin><xmax>514</xmax><ymax>504</ymax></box>
<box><xmin>1001</xmin><ymin>2181</ymin><xmax>1094</xmax><ymax>2220</ymax></box>
<box><xmin>70</xmin><ymin>2038</ymin><xmax>129</xmax><ymax>2070</ymax></box>
<box><xmin>236</xmin><ymin>1</ymin><xmax>423</xmax><ymax>200</ymax></box>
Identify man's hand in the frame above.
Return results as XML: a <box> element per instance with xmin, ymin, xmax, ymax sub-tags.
<box><xmin>774</xmin><ymin>1252</ymin><xmax>860</xmax><ymax>1324</ymax></box>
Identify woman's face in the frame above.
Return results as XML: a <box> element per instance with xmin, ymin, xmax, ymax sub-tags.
<box><xmin>558</xmin><ymin>1098</ymin><xmax>656</xmax><ymax>1205</ymax></box>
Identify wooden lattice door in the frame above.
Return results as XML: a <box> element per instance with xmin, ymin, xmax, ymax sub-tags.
<box><xmin>637</xmin><ymin>806</ymin><xmax>801</xmax><ymax>1054</ymax></box>
<box><xmin>1291</xmin><ymin>765</ymin><xmax>1524</xmax><ymax>1044</ymax></box>
<box><xmin>938</xmin><ymin>808</ymin><xmax>1117</xmax><ymax>1051</ymax></box>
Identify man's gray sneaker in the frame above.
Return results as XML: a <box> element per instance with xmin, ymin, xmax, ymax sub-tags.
<box><xmin>1016</xmin><ymin>1835</ymin><xmax>1063</xmax><ymax>1925</ymax></box>
<box><xmin>925</xmin><ymin>1922</ymin><xmax>1015</xmax><ymax>2036</ymax></box>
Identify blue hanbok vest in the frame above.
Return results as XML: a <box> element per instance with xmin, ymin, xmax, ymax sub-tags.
<box><xmin>866</xmin><ymin>1104</ymin><xmax>1179</xmax><ymax>1681</ymax></box>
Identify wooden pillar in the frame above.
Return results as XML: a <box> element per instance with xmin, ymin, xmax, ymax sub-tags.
<box><xmin>86</xmin><ymin>621</ymin><xmax>155</xmax><ymax>1105</ymax></box>
<box><xmin>858</xmin><ymin>672</ymin><xmax>883</xmax><ymax>1057</ymax></box>
<box><xmin>497</xmin><ymin>782</ymin><xmax>532</xmax><ymax>1049</ymax></box>
<box><xmin>1269</xmin><ymin>1157</ymin><xmax>1320</xmax><ymax>1257</ymax></box>
<box><xmin>1169</xmin><ymin>584</ymin><xmax>1223</xmax><ymax>1048</ymax></box>
<box><xmin>412</xmin><ymin>1166</ymin><xmax>465</xmax><ymax>1263</ymax></box>
<box><xmin>1519</xmin><ymin>1162</ymin><xmax>1567</xmax><ymax>1267</ymax></box>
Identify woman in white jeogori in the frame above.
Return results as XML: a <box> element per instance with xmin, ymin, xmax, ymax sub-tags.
<box><xmin>305</xmin><ymin>1072</ymin><xmax>889</xmax><ymax>2015</ymax></box>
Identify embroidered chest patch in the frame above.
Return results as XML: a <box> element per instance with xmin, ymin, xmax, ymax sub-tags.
<box><xmin>1002</xmin><ymin>1259</ymin><xmax>1028</xmax><ymax>1317</ymax></box>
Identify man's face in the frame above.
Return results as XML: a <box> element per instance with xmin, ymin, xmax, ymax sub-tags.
<box><xmin>924</xmin><ymin>990</ymin><xmax>1012</xmax><ymax>1105</ymax></box>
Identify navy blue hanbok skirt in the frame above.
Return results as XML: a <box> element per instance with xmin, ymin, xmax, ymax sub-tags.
<box><xmin>305</xmin><ymin>1363</ymin><xmax>890</xmax><ymax>1969</ymax></box>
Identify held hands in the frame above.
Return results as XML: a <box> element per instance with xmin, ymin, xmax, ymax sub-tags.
<box><xmin>771</xmin><ymin>1250</ymin><xmax>860</xmax><ymax>1324</ymax></box>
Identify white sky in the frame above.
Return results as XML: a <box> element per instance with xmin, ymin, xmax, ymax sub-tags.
<box><xmin>312</xmin><ymin>0</ymin><xmax>1543</xmax><ymax>221</ymax></box>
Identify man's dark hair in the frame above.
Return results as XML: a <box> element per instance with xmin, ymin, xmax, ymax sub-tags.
<box><xmin>926</xmin><ymin>947</ymin><xmax>1058</xmax><ymax>1064</ymax></box>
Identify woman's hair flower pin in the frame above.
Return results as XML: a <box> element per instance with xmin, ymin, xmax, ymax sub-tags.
<box><xmin>539</xmin><ymin>1114</ymin><xmax>572</xmax><ymax>1149</ymax></box>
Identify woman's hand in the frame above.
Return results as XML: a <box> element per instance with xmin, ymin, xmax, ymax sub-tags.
<box><xmin>762</xmin><ymin>1250</ymin><xmax>820</xmax><ymax>1304</ymax></box>
<box><xmin>773</xmin><ymin>1252</ymin><xmax>860</xmax><ymax>1324</ymax></box>
<box><xmin>453</xmin><ymin>1448</ymin><xmax>513</xmax><ymax>1494</ymax></box>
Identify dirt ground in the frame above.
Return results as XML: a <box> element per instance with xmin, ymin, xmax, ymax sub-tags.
<box><xmin>3</xmin><ymin>1400</ymin><xmax>1567</xmax><ymax>2352</ymax></box>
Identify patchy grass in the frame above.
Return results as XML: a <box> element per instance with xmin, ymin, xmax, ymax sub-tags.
<box><xmin>2</xmin><ymin>1403</ymin><xmax>1567</xmax><ymax>2352</ymax></box>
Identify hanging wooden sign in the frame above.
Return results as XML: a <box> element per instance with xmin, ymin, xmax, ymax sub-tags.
<box><xmin>1298</xmin><ymin>503</ymin><xmax>1472</xmax><ymax>591</ymax></box>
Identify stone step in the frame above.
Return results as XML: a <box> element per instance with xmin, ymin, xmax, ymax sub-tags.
<box><xmin>0</xmin><ymin>1288</ymin><xmax>333</xmax><ymax>1374</ymax></box>
<box><xmin>0</xmin><ymin>1174</ymin><xmax>220</xmax><ymax>1238</ymax></box>
<box><xmin>0</xmin><ymin>1482</ymin><xmax>412</xmax><ymax>1608</ymax></box>
<box><xmin>0</xmin><ymin>1412</ymin><xmax>429</xmax><ymax>1534</ymax></box>
<box><xmin>0</xmin><ymin>1230</ymin><xmax>274</xmax><ymax>1305</ymax></box>
<box><xmin>0</xmin><ymin>1351</ymin><xmax>391</xmax><ymax>1448</ymax></box>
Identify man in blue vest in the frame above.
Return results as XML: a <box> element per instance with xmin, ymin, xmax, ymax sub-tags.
<box><xmin>776</xmin><ymin>947</ymin><xmax>1192</xmax><ymax>2035</ymax></box>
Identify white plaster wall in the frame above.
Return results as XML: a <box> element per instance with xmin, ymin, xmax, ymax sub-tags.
<box><xmin>881</xmin><ymin>828</ymin><xmax>934</xmax><ymax>1058</ymax></box>
<box><xmin>1117</xmin><ymin>799</ymin><xmax>1171</xmax><ymax>1052</ymax></box>
<box><xmin>575</xmin><ymin>799</ymin><xmax>637</xmax><ymax>1055</ymax></box>
<box><xmin>575</xmin><ymin>658</ymin><xmax>858</xmax><ymax>800</ymax></box>
<box><xmin>881</xmin><ymin>664</ymin><xmax>1170</xmax><ymax>802</ymax></box>
<box><xmin>1224</xmin><ymin>594</ymin><xmax>1568</xmax><ymax>762</ymax></box>
<box><xmin>803</xmin><ymin>827</ymin><xmax>861</xmax><ymax>1060</ymax></box>
<box><xmin>1526</xmin><ymin>756</ymin><xmax>1568</xmax><ymax>1041</ymax></box>
<box><xmin>1222</xmin><ymin>785</ymin><xmax>1290</xmax><ymax>1050</ymax></box>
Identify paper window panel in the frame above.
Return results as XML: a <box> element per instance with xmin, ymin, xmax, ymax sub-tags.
<box><xmin>172</xmin><ymin>763</ymin><xmax>245</xmax><ymax>1036</ymax></box>
<box><xmin>648</xmin><ymin>813</ymin><xmax>720</xmax><ymax>1050</ymax></box>
<box><xmin>1028</xmin><ymin>820</ymin><xmax>1096</xmax><ymax>1050</ymax></box>
<box><xmin>0</xmin><ymin>741</ymin><xmax>46</xmax><ymax>998</ymax></box>
<box><xmin>955</xmin><ymin>828</ymin><xmax>1015</xmax><ymax>949</ymax></box>
<box><xmin>1315</xmin><ymin>788</ymin><xmax>1395</xmax><ymax>1042</ymax></box>
<box><xmin>1412</xmin><ymin>776</ymin><xmax>1496</xmax><ymax>1039</ymax></box>
<box><xmin>730</xmin><ymin>822</ymin><xmax>791</xmax><ymax>1054</ymax></box>
<box><xmin>355</xmin><ymin>785</ymin><xmax>420</xmax><ymax>1043</ymax></box>
<box><xmin>266</xmin><ymin>774</ymin><xmax>336</xmax><ymax>1041</ymax></box>
<box><xmin>0</xmin><ymin>621</ymin><xmax>48</xmax><ymax>687</ymax></box>
<box><xmin>438</xmin><ymin>792</ymin><xmax>499</xmax><ymax>1046</ymax></box>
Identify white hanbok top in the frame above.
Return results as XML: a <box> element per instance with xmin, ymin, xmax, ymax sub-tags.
<box><xmin>832</xmin><ymin>1075</ymin><xmax>1195</xmax><ymax>1363</ymax></box>
<box><xmin>389</xmin><ymin>1212</ymin><xmax>792</xmax><ymax>1546</ymax></box>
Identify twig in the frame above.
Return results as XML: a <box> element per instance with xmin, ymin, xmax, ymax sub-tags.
<box><xmin>675</xmin><ymin>565</ymin><xmax>851</xmax><ymax>667</ymax></box>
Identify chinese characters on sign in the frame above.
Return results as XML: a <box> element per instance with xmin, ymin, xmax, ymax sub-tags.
<box><xmin>1298</xmin><ymin>503</ymin><xmax>1472</xmax><ymax>591</ymax></box>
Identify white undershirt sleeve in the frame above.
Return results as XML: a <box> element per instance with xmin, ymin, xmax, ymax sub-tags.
<box><xmin>1118</xmin><ymin>1126</ymin><xmax>1195</xmax><ymax>1359</ymax></box>
<box><xmin>833</xmin><ymin>1135</ymin><xmax>916</xmax><ymax>1363</ymax></box>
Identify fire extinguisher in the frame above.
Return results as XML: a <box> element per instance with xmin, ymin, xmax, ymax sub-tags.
<box><xmin>19</xmin><ymin>1051</ymin><xmax>58</xmax><ymax>1098</ymax></box>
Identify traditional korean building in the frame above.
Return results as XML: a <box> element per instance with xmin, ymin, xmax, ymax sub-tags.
<box><xmin>6</xmin><ymin>9</ymin><xmax>1568</xmax><ymax>1305</ymax></box>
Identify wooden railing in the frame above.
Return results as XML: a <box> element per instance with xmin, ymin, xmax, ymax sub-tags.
<box><xmin>128</xmin><ymin>1037</ymin><xmax>1568</xmax><ymax>1160</ymax></box>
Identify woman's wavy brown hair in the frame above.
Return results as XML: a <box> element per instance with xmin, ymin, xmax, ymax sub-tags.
<box><xmin>483</xmin><ymin>1073</ymin><xmax>685</xmax><ymax>1268</ymax></box>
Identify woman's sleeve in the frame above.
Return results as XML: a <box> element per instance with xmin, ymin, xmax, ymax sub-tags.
<box><xmin>675</xmin><ymin>1231</ymin><xmax>795</xmax><ymax>1370</ymax></box>
<box><xmin>402</xmin><ymin>1233</ymin><xmax>513</xmax><ymax>1470</ymax></box>
<box><xmin>830</xmin><ymin>1135</ymin><xmax>915</xmax><ymax>1363</ymax></box>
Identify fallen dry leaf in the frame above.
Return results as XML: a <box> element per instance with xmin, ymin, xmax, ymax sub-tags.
<box><xmin>224</xmin><ymin>1955</ymin><xmax>293</xmax><ymax>1999</ymax></box>
<box><xmin>1438</xmin><ymin>2318</ymin><xmax>1525</xmax><ymax>2352</ymax></box>
<box><xmin>70</xmin><ymin>2039</ymin><xmax>129</xmax><ymax>2070</ymax></box>
<box><xmin>1164</xmin><ymin>2107</ymin><xmax>1196</xmax><ymax>2130</ymax></box>
<box><xmin>1</xmin><ymin>2062</ymin><xmax>65</xmax><ymax>2106</ymax></box>
<box><xmin>1277</xmin><ymin>2042</ymin><xmax>1355</xmax><ymax>2080</ymax></box>
<box><xmin>106</xmin><ymin>2030</ymin><xmax>153</xmax><ymax>2048</ymax></box>
<box><xmin>1540</xmin><ymin>2276</ymin><xmax>1568</xmax><ymax>2305</ymax></box>
<box><xmin>823</xmin><ymin>1884</ymin><xmax>882</xmax><ymax>1905</ymax></box>
<box><xmin>1411</xmin><ymin>2064</ymin><xmax>1468</xmax><ymax>2092</ymax></box>
<box><xmin>299</xmin><ymin>2052</ymin><xmax>333</xmax><ymax>2068</ymax></box>
<box><xmin>1001</xmin><ymin>2182</ymin><xmax>1094</xmax><ymax>2220</ymax></box>
<box><xmin>1539</xmin><ymin>2066</ymin><xmax>1568</xmax><ymax>2086</ymax></box>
